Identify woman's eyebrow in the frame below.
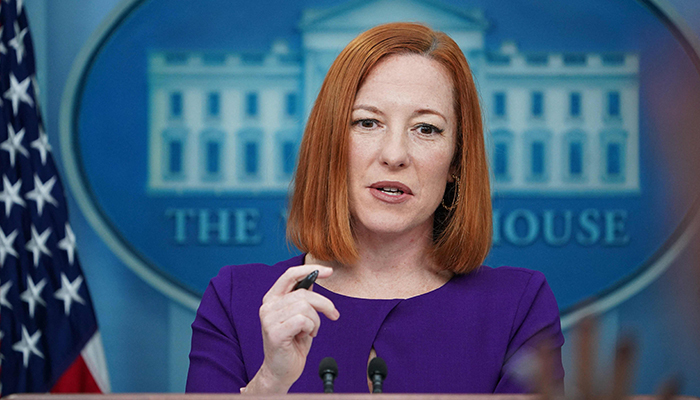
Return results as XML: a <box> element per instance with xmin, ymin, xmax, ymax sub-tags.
<box><xmin>352</xmin><ymin>104</ymin><xmax>384</xmax><ymax>115</ymax></box>
<box><xmin>353</xmin><ymin>105</ymin><xmax>446</xmax><ymax>123</ymax></box>
<box><xmin>413</xmin><ymin>108</ymin><xmax>447</xmax><ymax>123</ymax></box>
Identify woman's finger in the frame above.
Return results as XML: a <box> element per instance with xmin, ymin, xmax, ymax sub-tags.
<box><xmin>286</xmin><ymin>299</ymin><xmax>323</xmax><ymax>337</ymax></box>
<box><xmin>300</xmin><ymin>290</ymin><xmax>340</xmax><ymax>321</ymax></box>
<box><xmin>264</xmin><ymin>264</ymin><xmax>333</xmax><ymax>301</ymax></box>
<box><xmin>263</xmin><ymin>295</ymin><xmax>327</xmax><ymax>337</ymax></box>
<box><xmin>268</xmin><ymin>314</ymin><xmax>317</xmax><ymax>343</ymax></box>
<box><xmin>262</xmin><ymin>289</ymin><xmax>339</xmax><ymax>321</ymax></box>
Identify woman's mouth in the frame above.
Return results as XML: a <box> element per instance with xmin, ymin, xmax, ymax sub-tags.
<box><xmin>370</xmin><ymin>181</ymin><xmax>412</xmax><ymax>193</ymax></box>
<box><xmin>369</xmin><ymin>181</ymin><xmax>413</xmax><ymax>203</ymax></box>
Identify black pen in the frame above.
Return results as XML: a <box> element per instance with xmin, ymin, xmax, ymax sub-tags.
<box><xmin>293</xmin><ymin>270</ymin><xmax>319</xmax><ymax>291</ymax></box>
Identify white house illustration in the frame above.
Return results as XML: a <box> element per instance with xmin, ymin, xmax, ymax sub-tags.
<box><xmin>147</xmin><ymin>0</ymin><xmax>639</xmax><ymax>195</ymax></box>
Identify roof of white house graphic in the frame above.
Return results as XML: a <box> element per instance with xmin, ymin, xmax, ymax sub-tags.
<box><xmin>298</xmin><ymin>0</ymin><xmax>489</xmax><ymax>32</ymax></box>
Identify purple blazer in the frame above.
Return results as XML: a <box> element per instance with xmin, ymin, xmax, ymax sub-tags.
<box><xmin>186</xmin><ymin>254</ymin><xmax>565</xmax><ymax>393</ymax></box>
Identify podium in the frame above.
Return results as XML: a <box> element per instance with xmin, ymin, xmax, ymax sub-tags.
<box><xmin>5</xmin><ymin>395</ymin><xmax>700</xmax><ymax>400</ymax></box>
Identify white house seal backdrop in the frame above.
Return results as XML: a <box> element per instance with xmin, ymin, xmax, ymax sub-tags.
<box><xmin>60</xmin><ymin>0</ymin><xmax>700</xmax><ymax>327</ymax></box>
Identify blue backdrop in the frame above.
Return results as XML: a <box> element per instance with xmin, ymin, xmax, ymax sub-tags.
<box><xmin>26</xmin><ymin>0</ymin><xmax>700</xmax><ymax>394</ymax></box>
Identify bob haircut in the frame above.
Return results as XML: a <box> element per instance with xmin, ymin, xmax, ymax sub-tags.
<box><xmin>287</xmin><ymin>22</ymin><xmax>492</xmax><ymax>274</ymax></box>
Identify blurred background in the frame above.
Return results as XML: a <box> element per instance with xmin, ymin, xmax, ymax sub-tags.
<box><xmin>18</xmin><ymin>0</ymin><xmax>700</xmax><ymax>394</ymax></box>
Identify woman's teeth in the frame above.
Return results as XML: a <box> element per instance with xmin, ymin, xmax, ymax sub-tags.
<box><xmin>379</xmin><ymin>188</ymin><xmax>403</xmax><ymax>195</ymax></box>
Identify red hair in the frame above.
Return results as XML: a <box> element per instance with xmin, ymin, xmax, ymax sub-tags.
<box><xmin>287</xmin><ymin>22</ymin><xmax>492</xmax><ymax>274</ymax></box>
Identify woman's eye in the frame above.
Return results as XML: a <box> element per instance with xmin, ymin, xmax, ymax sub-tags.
<box><xmin>354</xmin><ymin>119</ymin><xmax>378</xmax><ymax>129</ymax></box>
<box><xmin>417</xmin><ymin>124</ymin><xmax>443</xmax><ymax>135</ymax></box>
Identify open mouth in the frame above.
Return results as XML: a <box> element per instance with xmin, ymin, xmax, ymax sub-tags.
<box><xmin>377</xmin><ymin>187</ymin><xmax>404</xmax><ymax>196</ymax></box>
<box><xmin>369</xmin><ymin>181</ymin><xmax>412</xmax><ymax>197</ymax></box>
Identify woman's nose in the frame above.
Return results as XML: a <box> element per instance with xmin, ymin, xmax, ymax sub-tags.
<box><xmin>378</xmin><ymin>128</ymin><xmax>409</xmax><ymax>169</ymax></box>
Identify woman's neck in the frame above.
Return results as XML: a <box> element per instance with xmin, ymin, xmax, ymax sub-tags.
<box><xmin>308</xmin><ymin>224</ymin><xmax>453</xmax><ymax>299</ymax></box>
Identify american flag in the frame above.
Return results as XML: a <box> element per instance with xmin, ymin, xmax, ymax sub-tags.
<box><xmin>0</xmin><ymin>0</ymin><xmax>109</xmax><ymax>395</ymax></box>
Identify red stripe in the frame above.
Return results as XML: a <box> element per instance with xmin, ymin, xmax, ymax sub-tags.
<box><xmin>50</xmin><ymin>355</ymin><xmax>102</xmax><ymax>393</ymax></box>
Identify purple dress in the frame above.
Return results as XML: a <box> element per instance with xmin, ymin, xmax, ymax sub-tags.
<box><xmin>186</xmin><ymin>254</ymin><xmax>564</xmax><ymax>393</ymax></box>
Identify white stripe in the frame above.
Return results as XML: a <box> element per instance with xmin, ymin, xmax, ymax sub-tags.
<box><xmin>648</xmin><ymin>0</ymin><xmax>700</xmax><ymax>60</ymax></box>
<box><xmin>81</xmin><ymin>331</ymin><xmax>111</xmax><ymax>393</ymax></box>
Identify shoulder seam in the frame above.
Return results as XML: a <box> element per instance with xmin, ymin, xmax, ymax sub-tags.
<box><xmin>507</xmin><ymin>272</ymin><xmax>536</xmax><ymax>340</ymax></box>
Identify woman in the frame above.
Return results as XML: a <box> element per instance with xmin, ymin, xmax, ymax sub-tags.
<box><xmin>186</xmin><ymin>22</ymin><xmax>564</xmax><ymax>394</ymax></box>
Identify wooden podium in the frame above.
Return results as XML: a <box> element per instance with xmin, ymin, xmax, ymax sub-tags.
<box><xmin>5</xmin><ymin>395</ymin><xmax>700</xmax><ymax>400</ymax></box>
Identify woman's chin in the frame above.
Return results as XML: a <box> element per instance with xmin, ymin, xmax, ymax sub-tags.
<box><xmin>354</xmin><ymin>217</ymin><xmax>432</xmax><ymax>240</ymax></box>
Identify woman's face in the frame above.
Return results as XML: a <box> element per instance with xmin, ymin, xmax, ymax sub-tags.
<box><xmin>348</xmin><ymin>53</ymin><xmax>457</xmax><ymax>239</ymax></box>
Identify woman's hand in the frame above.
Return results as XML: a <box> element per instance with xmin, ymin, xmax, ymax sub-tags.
<box><xmin>244</xmin><ymin>264</ymin><xmax>339</xmax><ymax>394</ymax></box>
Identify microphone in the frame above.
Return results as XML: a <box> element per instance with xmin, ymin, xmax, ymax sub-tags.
<box><xmin>367</xmin><ymin>357</ymin><xmax>388</xmax><ymax>393</ymax></box>
<box><xmin>318</xmin><ymin>357</ymin><xmax>338</xmax><ymax>393</ymax></box>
